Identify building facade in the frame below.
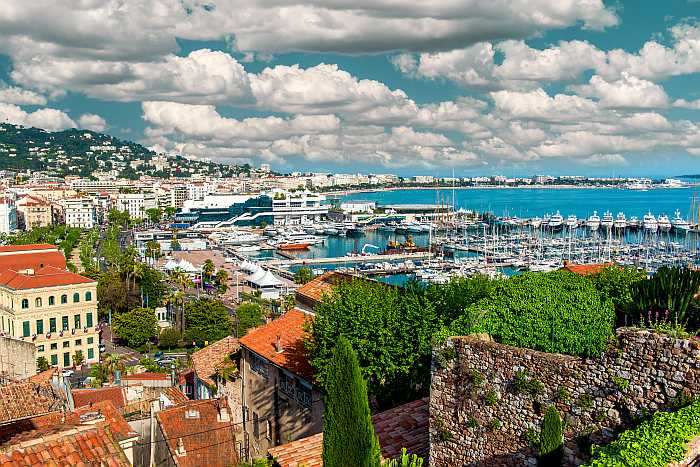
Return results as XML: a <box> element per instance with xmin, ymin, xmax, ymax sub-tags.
<box><xmin>16</xmin><ymin>195</ymin><xmax>53</xmax><ymax>230</ymax></box>
<box><xmin>64</xmin><ymin>198</ymin><xmax>97</xmax><ymax>228</ymax></box>
<box><xmin>116</xmin><ymin>192</ymin><xmax>157</xmax><ymax>219</ymax></box>
<box><xmin>0</xmin><ymin>193</ymin><xmax>18</xmax><ymax>234</ymax></box>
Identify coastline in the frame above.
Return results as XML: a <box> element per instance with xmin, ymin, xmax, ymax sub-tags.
<box><xmin>321</xmin><ymin>185</ymin><xmax>693</xmax><ymax>196</ymax></box>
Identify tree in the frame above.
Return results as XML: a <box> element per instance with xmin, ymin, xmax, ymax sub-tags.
<box><xmin>37</xmin><ymin>356</ymin><xmax>49</xmax><ymax>372</ymax></box>
<box><xmin>539</xmin><ymin>406</ymin><xmax>563</xmax><ymax>466</ymax></box>
<box><xmin>146</xmin><ymin>207</ymin><xmax>163</xmax><ymax>224</ymax></box>
<box><xmin>202</xmin><ymin>259</ymin><xmax>215</xmax><ymax>281</ymax></box>
<box><xmin>101</xmin><ymin>353</ymin><xmax>125</xmax><ymax>382</ymax></box>
<box><xmin>184</xmin><ymin>298</ymin><xmax>232</xmax><ymax>345</ymax></box>
<box><xmin>215</xmin><ymin>269</ymin><xmax>229</xmax><ymax>295</ymax></box>
<box><xmin>234</xmin><ymin>302</ymin><xmax>263</xmax><ymax>337</ymax></box>
<box><xmin>293</xmin><ymin>267</ymin><xmax>315</xmax><ymax>285</ymax></box>
<box><xmin>322</xmin><ymin>336</ymin><xmax>381</xmax><ymax>467</ymax></box>
<box><xmin>97</xmin><ymin>272</ymin><xmax>141</xmax><ymax>316</ymax></box>
<box><xmin>158</xmin><ymin>327</ymin><xmax>182</xmax><ymax>349</ymax></box>
<box><xmin>164</xmin><ymin>206</ymin><xmax>177</xmax><ymax>219</ymax></box>
<box><xmin>90</xmin><ymin>363</ymin><xmax>110</xmax><ymax>386</ymax></box>
<box><xmin>113</xmin><ymin>307</ymin><xmax>158</xmax><ymax>348</ymax></box>
<box><xmin>72</xmin><ymin>350</ymin><xmax>85</xmax><ymax>368</ymax></box>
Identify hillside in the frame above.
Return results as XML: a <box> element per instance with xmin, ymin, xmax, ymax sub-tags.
<box><xmin>0</xmin><ymin>123</ymin><xmax>247</xmax><ymax>179</ymax></box>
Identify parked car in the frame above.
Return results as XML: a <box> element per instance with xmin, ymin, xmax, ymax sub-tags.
<box><xmin>154</xmin><ymin>351</ymin><xmax>164</xmax><ymax>361</ymax></box>
<box><xmin>61</xmin><ymin>369</ymin><xmax>74</xmax><ymax>377</ymax></box>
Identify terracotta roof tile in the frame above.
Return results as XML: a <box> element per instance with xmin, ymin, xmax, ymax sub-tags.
<box><xmin>0</xmin><ymin>265</ymin><xmax>95</xmax><ymax>290</ymax></box>
<box><xmin>0</xmin><ymin>244</ymin><xmax>57</xmax><ymax>253</ymax></box>
<box><xmin>0</xmin><ymin>250</ymin><xmax>66</xmax><ymax>273</ymax></box>
<box><xmin>0</xmin><ymin>380</ymin><xmax>66</xmax><ymax>424</ymax></box>
<box><xmin>294</xmin><ymin>272</ymin><xmax>337</xmax><ymax>307</ymax></box>
<box><xmin>268</xmin><ymin>398</ymin><xmax>429</xmax><ymax>466</ymax></box>
<box><xmin>561</xmin><ymin>262</ymin><xmax>615</xmax><ymax>276</ymax></box>
<box><xmin>156</xmin><ymin>399</ymin><xmax>238</xmax><ymax>467</ymax></box>
<box><xmin>191</xmin><ymin>336</ymin><xmax>239</xmax><ymax>388</ymax></box>
<box><xmin>162</xmin><ymin>387</ymin><xmax>189</xmax><ymax>405</ymax></box>
<box><xmin>72</xmin><ymin>387</ymin><xmax>126</xmax><ymax>411</ymax></box>
<box><xmin>0</xmin><ymin>426</ymin><xmax>130</xmax><ymax>466</ymax></box>
<box><xmin>121</xmin><ymin>372</ymin><xmax>169</xmax><ymax>381</ymax></box>
<box><xmin>239</xmin><ymin>309</ymin><xmax>314</xmax><ymax>381</ymax></box>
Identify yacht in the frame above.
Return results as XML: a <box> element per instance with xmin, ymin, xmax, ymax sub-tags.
<box><xmin>627</xmin><ymin>216</ymin><xmax>640</xmax><ymax>230</ymax></box>
<box><xmin>221</xmin><ymin>232</ymin><xmax>263</xmax><ymax>245</ymax></box>
<box><xmin>601</xmin><ymin>210</ymin><xmax>614</xmax><ymax>230</ymax></box>
<box><xmin>643</xmin><ymin>212</ymin><xmax>658</xmax><ymax>232</ymax></box>
<box><xmin>672</xmin><ymin>209</ymin><xmax>690</xmax><ymax>232</ymax></box>
<box><xmin>263</xmin><ymin>226</ymin><xmax>278</xmax><ymax>237</ymax></box>
<box><xmin>657</xmin><ymin>214</ymin><xmax>672</xmax><ymax>233</ymax></box>
<box><xmin>614</xmin><ymin>212</ymin><xmax>627</xmax><ymax>230</ymax></box>
<box><xmin>548</xmin><ymin>211</ymin><xmax>564</xmax><ymax>230</ymax></box>
<box><xmin>566</xmin><ymin>214</ymin><xmax>578</xmax><ymax>230</ymax></box>
<box><xmin>586</xmin><ymin>211</ymin><xmax>600</xmax><ymax>232</ymax></box>
<box><xmin>530</xmin><ymin>217</ymin><xmax>543</xmax><ymax>229</ymax></box>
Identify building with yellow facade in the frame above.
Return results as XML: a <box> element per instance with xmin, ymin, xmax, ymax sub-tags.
<box><xmin>0</xmin><ymin>244</ymin><xmax>99</xmax><ymax>369</ymax></box>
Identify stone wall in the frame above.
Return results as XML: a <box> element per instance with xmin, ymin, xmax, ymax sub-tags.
<box><xmin>429</xmin><ymin>329</ymin><xmax>700</xmax><ymax>466</ymax></box>
<box><xmin>0</xmin><ymin>336</ymin><xmax>36</xmax><ymax>380</ymax></box>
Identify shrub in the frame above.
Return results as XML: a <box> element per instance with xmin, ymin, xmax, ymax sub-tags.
<box><xmin>525</xmin><ymin>428</ymin><xmax>540</xmax><ymax>447</ymax></box>
<box><xmin>612</xmin><ymin>376</ymin><xmax>629</xmax><ymax>392</ymax></box>
<box><xmin>578</xmin><ymin>393</ymin><xmax>594</xmax><ymax>409</ymax></box>
<box><xmin>450</xmin><ymin>271</ymin><xmax>615</xmax><ymax>358</ymax></box>
<box><xmin>539</xmin><ymin>406</ymin><xmax>563</xmax><ymax>465</ymax></box>
<box><xmin>513</xmin><ymin>370</ymin><xmax>544</xmax><ymax>396</ymax></box>
<box><xmin>485</xmin><ymin>390</ymin><xmax>499</xmax><ymax>406</ymax></box>
<box><xmin>588</xmin><ymin>266</ymin><xmax>646</xmax><ymax>325</ymax></box>
<box><xmin>470</xmin><ymin>370</ymin><xmax>485</xmax><ymax>388</ymax></box>
<box><xmin>384</xmin><ymin>448</ymin><xmax>424</xmax><ymax>467</ymax></box>
<box><xmin>467</xmin><ymin>417</ymin><xmax>479</xmax><ymax>428</ymax></box>
<box><xmin>434</xmin><ymin>415</ymin><xmax>452</xmax><ymax>442</ymax></box>
<box><xmin>487</xmin><ymin>418</ymin><xmax>502</xmax><ymax>431</ymax></box>
<box><xmin>631</xmin><ymin>267</ymin><xmax>700</xmax><ymax>330</ymax></box>
<box><xmin>586</xmin><ymin>398</ymin><xmax>700</xmax><ymax>466</ymax></box>
<box><xmin>557</xmin><ymin>386</ymin><xmax>570</xmax><ymax>402</ymax></box>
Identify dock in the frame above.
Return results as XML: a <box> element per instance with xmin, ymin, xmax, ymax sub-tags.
<box><xmin>266</xmin><ymin>251</ymin><xmax>433</xmax><ymax>267</ymax></box>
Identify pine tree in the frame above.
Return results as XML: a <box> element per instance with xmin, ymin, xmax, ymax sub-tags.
<box><xmin>322</xmin><ymin>336</ymin><xmax>381</xmax><ymax>467</ymax></box>
<box><xmin>539</xmin><ymin>405</ymin><xmax>564</xmax><ymax>466</ymax></box>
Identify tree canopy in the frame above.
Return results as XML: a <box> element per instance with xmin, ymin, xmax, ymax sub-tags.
<box><xmin>234</xmin><ymin>302</ymin><xmax>263</xmax><ymax>337</ymax></box>
<box><xmin>184</xmin><ymin>298</ymin><xmax>232</xmax><ymax>345</ymax></box>
<box><xmin>113</xmin><ymin>307</ymin><xmax>158</xmax><ymax>348</ymax></box>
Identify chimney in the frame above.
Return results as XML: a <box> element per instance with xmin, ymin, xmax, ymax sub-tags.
<box><xmin>274</xmin><ymin>335</ymin><xmax>282</xmax><ymax>353</ymax></box>
<box><xmin>176</xmin><ymin>437</ymin><xmax>186</xmax><ymax>457</ymax></box>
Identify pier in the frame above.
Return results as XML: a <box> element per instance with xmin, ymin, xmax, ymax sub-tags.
<box><xmin>266</xmin><ymin>251</ymin><xmax>433</xmax><ymax>267</ymax></box>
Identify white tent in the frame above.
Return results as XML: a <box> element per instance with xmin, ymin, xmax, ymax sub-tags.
<box><xmin>253</xmin><ymin>270</ymin><xmax>283</xmax><ymax>288</ymax></box>
<box><xmin>247</xmin><ymin>266</ymin><xmax>266</xmax><ymax>283</ymax></box>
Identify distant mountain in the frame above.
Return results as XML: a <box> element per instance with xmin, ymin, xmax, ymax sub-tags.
<box><xmin>0</xmin><ymin>123</ymin><xmax>248</xmax><ymax>179</ymax></box>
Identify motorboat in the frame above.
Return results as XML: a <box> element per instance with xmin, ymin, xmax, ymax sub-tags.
<box><xmin>672</xmin><ymin>209</ymin><xmax>690</xmax><ymax>232</ymax></box>
<box><xmin>566</xmin><ymin>214</ymin><xmax>578</xmax><ymax>229</ymax></box>
<box><xmin>614</xmin><ymin>212</ymin><xmax>627</xmax><ymax>230</ymax></box>
<box><xmin>586</xmin><ymin>211</ymin><xmax>600</xmax><ymax>231</ymax></box>
<box><xmin>643</xmin><ymin>212</ymin><xmax>658</xmax><ymax>232</ymax></box>
<box><xmin>548</xmin><ymin>211</ymin><xmax>564</xmax><ymax>230</ymax></box>
<box><xmin>657</xmin><ymin>214</ymin><xmax>672</xmax><ymax>233</ymax></box>
<box><xmin>530</xmin><ymin>217</ymin><xmax>542</xmax><ymax>229</ymax></box>
<box><xmin>628</xmin><ymin>216</ymin><xmax>640</xmax><ymax>230</ymax></box>
<box><xmin>601</xmin><ymin>210</ymin><xmax>614</xmax><ymax>230</ymax></box>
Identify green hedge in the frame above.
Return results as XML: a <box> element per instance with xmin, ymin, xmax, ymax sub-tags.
<box><xmin>586</xmin><ymin>399</ymin><xmax>700</xmax><ymax>466</ymax></box>
<box><xmin>449</xmin><ymin>271</ymin><xmax>615</xmax><ymax>357</ymax></box>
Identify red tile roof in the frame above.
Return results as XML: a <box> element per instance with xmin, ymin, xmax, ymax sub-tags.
<box><xmin>156</xmin><ymin>399</ymin><xmax>238</xmax><ymax>467</ymax></box>
<box><xmin>191</xmin><ymin>336</ymin><xmax>239</xmax><ymax>387</ymax></box>
<box><xmin>0</xmin><ymin>266</ymin><xmax>95</xmax><ymax>290</ymax></box>
<box><xmin>72</xmin><ymin>387</ymin><xmax>126</xmax><ymax>411</ymax></box>
<box><xmin>0</xmin><ymin>380</ymin><xmax>66</xmax><ymax>424</ymax></box>
<box><xmin>239</xmin><ymin>309</ymin><xmax>314</xmax><ymax>381</ymax></box>
<box><xmin>268</xmin><ymin>398</ymin><xmax>429</xmax><ymax>466</ymax></box>
<box><xmin>121</xmin><ymin>372</ymin><xmax>169</xmax><ymax>381</ymax></box>
<box><xmin>162</xmin><ymin>387</ymin><xmax>189</xmax><ymax>406</ymax></box>
<box><xmin>0</xmin><ymin>249</ymin><xmax>66</xmax><ymax>273</ymax></box>
<box><xmin>0</xmin><ymin>425</ymin><xmax>130</xmax><ymax>466</ymax></box>
<box><xmin>294</xmin><ymin>272</ymin><xmax>337</xmax><ymax>306</ymax></box>
<box><xmin>0</xmin><ymin>244</ymin><xmax>57</xmax><ymax>253</ymax></box>
<box><xmin>562</xmin><ymin>262</ymin><xmax>615</xmax><ymax>276</ymax></box>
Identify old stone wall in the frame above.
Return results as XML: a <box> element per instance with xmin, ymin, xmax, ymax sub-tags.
<box><xmin>429</xmin><ymin>329</ymin><xmax>700</xmax><ymax>466</ymax></box>
<box><xmin>0</xmin><ymin>336</ymin><xmax>36</xmax><ymax>380</ymax></box>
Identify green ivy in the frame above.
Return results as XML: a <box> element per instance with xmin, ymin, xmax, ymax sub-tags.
<box><xmin>586</xmin><ymin>398</ymin><xmax>700</xmax><ymax>466</ymax></box>
<box><xmin>513</xmin><ymin>370</ymin><xmax>544</xmax><ymax>396</ymax></box>
<box><xmin>611</xmin><ymin>376</ymin><xmax>629</xmax><ymax>392</ymax></box>
<box><xmin>485</xmin><ymin>390</ymin><xmax>499</xmax><ymax>406</ymax></box>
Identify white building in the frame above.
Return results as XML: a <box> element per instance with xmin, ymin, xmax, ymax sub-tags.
<box><xmin>269</xmin><ymin>190</ymin><xmax>328</xmax><ymax>225</ymax></box>
<box><xmin>64</xmin><ymin>198</ymin><xmax>97</xmax><ymax>229</ymax></box>
<box><xmin>0</xmin><ymin>192</ymin><xmax>17</xmax><ymax>234</ymax></box>
<box><xmin>116</xmin><ymin>192</ymin><xmax>158</xmax><ymax>219</ymax></box>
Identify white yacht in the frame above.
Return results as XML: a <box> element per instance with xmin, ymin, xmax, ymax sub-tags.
<box><xmin>614</xmin><ymin>212</ymin><xmax>627</xmax><ymax>230</ymax></box>
<box><xmin>628</xmin><ymin>216</ymin><xmax>640</xmax><ymax>230</ymax></box>
<box><xmin>586</xmin><ymin>211</ymin><xmax>600</xmax><ymax>231</ymax></box>
<box><xmin>672</xmin><ymin>209</ymin><xmax>690</xmax><ymax>232</ymax></box>
<box><xmin>566</xmin><ymin>214</ymin><xmax>578</xmax><ymax>229</ymax></box>
<box><xmin>601</xmin><ymin>210</ymin><xmax>614</xmax><ymax>230</ymax></box>
<box><xmin>548</xmin><ymin>211</ymin><xmax>564</xmax><ymax>230</ymax></box>
<box><xmin>657</xmin><ymin>213</ymin><xmax>672</xmax><ymax>233</ymax></box>
<box><xmin>221</xmin><ymin>232</ymin><xmax>264</xmax><ymax>245</ymax></box>
<box><xmin>530</xmin><ymin>217</ymin><xmax>543</xmax><ymax>229</ymax></box>
<box><xmin>643</xmin><ymin>212</ymin><xmax>658</xmax><ymax>232</ymax></box>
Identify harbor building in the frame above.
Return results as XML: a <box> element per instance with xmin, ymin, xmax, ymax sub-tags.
<box><xmin>175</xmin><ymin>190</ymin><xmax>327</xmax><ymax>228</ymax></box>
<box><xmin>0</xmin><ymin>244</ymin><xmax>99</xmax><ymax>369</ymax></box>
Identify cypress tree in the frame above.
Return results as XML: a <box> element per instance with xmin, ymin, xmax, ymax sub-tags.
<box><xmin>322</xmin><ymin>336</ymin><xmax>381</xmax><ymax>467</ymax></box>
<box><xmin>539</xmin><ymin>405</ymin><xmax>564</xmax><ymax>466</ymax></box>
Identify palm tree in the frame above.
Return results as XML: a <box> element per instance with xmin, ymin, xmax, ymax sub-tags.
<box><xmin>202</xmin><ymin>259</ymin><xmax>215</xmax><ymax>282</ymax></box>
<box><xmin>102</xmin><ymin>353</ymin><xmax>125</xmax><ymax>382</ymax></box>
<box><xmin>283</xmin><ymin>294</ymin><xmax>295</xmax><ymax>311</ymax></box>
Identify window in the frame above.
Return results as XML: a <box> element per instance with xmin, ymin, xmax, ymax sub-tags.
<box><xmin>49</xmin><ymin>318</ymin><xmax>56</xmax><ymax>333</ymax></box>
<box><xmin>36</xmin><ymin>319</ymin><xmax>44</xmax><ymax>335</ymax></box>
<box><xmin>85</xmin><ymin>291</ymin><xmax>92</xmax><ymax>301</ymax></box>
<box><xmin>296</xmin><ymin>382</ymin><xmax>312</xmax><ymax>408</ymax></box>
<box><xmin>61</xmin><ymin>294</ymin><xmax>67</xmax><ymax>304</ymax></box>
<box><xmin>50</xmin><ymin>343</ymin><xmax>58</xmax><ymax>350</ymax></box>
<box><xmin>74</xmin><ymin>314</ymin><xmax>81</xmax><ymax>329</ymax></box>
<box><xmin>63</xmin><ymin>341</ymin><xmax>70</xmax><ymax>348</ymax></box>
<box><xmin>86</xmin><ymin>312</ymin><xmax>93</xmax><ymax>328</ymax></box>
<box><xmin>75</xmin><ymin>339</ymin><xmax>82</xmax><ymax>346</ymax></box>
<box><xmin>87</xmin><ymin>348</ymin><xmax>94</xmax><ymax>359</ymax></box>
<box><xmin>63</xmin><ymin>352</ymin><xmax>70</xmax><ymax>367</ymax></box>
<box><xmin>35</xmin><ymin>297</ymin><xmax>42</xmax><ymax>307</ymax></box>
<box><xmin>21</xmin><ymin>299</ymin><xmax>28</xmax><ymax>309</ymax></box>
<box><xmin>87</xmin><ymin>337</ymin><xmax>94</xmax><ymax>344</ymax></box>
<box><xmin>37</xmin><ymin>345</ymin><xmax>44</xmax><ymax>352</ymax></box>
<box><xmin>266</xmin><ymin>420</ymin><xmax>273</xmax><ymax>440</ymax></box>
<box><xmin>249</xmin><ymin>353</ymin><xmax>269</xmax><ymax>379</ymax></box>
<box><xmin>61</xmin><ymin>316</ymin><xmax>68</xmax><ymax>331</ymax></box>
<box><xmin>48</xmin><ymin>296</ymin><xmax>55</xmax><ymax>306</ymax></box>
<box><xmin>73</xmin><ymin>293</ymin><xmax>80</xmax><ymax>303</ymax></box>
<box><xmin>252</xmin><ymin>412</ymin><xmax>260</xmax><ymax>439</ymax></box>
<box><xmin>50</xmin><ymin>354</ymin><xmax>58</xmax><ymax>366</ymax></box>
<box><xmin>280</xmin><ymin>372</ymin><xmax>295</xmax><ymax>397</ymax></box>
<box><xmin>22</xmin><ymin>321</ymin><xmax>30</xmax><ymax>337</ymax></box>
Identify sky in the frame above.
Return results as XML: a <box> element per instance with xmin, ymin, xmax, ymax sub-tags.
<box><xmin>1</xmin><ymin>1</ymin><xmax>700</xmax><ymax>177</ymax></box>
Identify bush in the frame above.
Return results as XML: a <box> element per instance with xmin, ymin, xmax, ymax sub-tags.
<box><xmin>113</xmin><ymin>307</ymin><xmax>158</xmax><ymax>348</ymax></box>
<box><xmin>158</xmin><ymin>328</ymin><xmax>182</xmax><ymax>349</ymax></box>
<box><xmin>588</xmin><ymin>267</ymin><xmax>646</xmax><ymax>326</ymax></box>
<box><xmin>513</xmin><ymin>370</ymin><xmax>544</xmax><ymax>396</ymax></box>
<box><xmin>539</xmin><ymin>406</ymin><xmax>563</xmax><ymax>465</ymax></box>
<box><xmin>586</xmin><ymin>398</ymin><xmax>700</xmax><ymax>466</ymax></box>
<box><xmin>450</xmin><ymin>271</ymin><xmax>615</xmax><ymax>358</ymax></box>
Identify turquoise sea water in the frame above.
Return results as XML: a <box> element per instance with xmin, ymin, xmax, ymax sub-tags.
<box><xmin>339</xmin><ymin>187</ymin><xmax>698</xmax><ymax>219</ymax></box>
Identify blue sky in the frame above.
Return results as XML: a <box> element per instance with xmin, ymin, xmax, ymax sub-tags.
<box><xmin>0</xmin><ymin>1</ymin><xmax>699</xmax><ymax>177</ymax></box>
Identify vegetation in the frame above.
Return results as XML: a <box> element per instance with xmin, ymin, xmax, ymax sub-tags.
<box><xmin>586</xmin><ymin>398</ymin><xmax>700</xmax><ymax>467</ymax></box>
<box><xmin>513</xmin><ymin>370</ymin><xmax>544</xmax><ymax>396</ymax></box>
<box><xmin>384</xmin><ymin>448</ymin><xmax>424</xmax><ymax>467</ymax></box>
<box><xmin>184</xmin><ymin>298</ymin><xmax>232</xmax><ymax>345</ymax></box>
<box><xmin>539</xmin><ymin>406</ymin><xmax>564</xmax><ymax>465</ymax></box>
<box><xmin>322</xmin><ymin>336</ymin><xmax>381</xmax><ymax>467</ymax></box>
<box><xmin>4</xmin><ymin>224</ymin><xmax>81</xmax><ymax>258</ymax></box>
<box><xmin>423</xmin><ymin>275</ymin><xmax>493</xmax><ymax>323</ymax></box>
<box><xmin>138</xmin><ymin>357</ymin><xmax>166</xmax><ymax>373</ymax></box>
<box><xmin>293</xmin><ymin>267</ymin><xmax>315</xmax><ymax>285</ymax></box>
<box><xmin>158</xmin><ymin>328</ymin><xmax>182</xmax><ymax>349</ymax></box>
<box><xmin>448</xmin><ymin>271</ymin><xmax>615</xmax><ymax>357</ymax></box>
<box><xmin>234</xmin><ymin>302</ymin><xmax>263</xmax><ymax>337</ymax></box>
<box><xmin>588</xmin><ymin>266</ymin><xmax>647</xmax><ymax>326</ymax></box>
<box><xmin>630</xmin><ymin>266</ymin><xmax>700</xmax><ymax>330</ymax></box>
<box><xmin>113</xmin><ymin>307</ymin><xmax>158</xmax><ymax>348</ymax></box>
<box><xmin>36</xmin><ymin>356</ymin><xmax>49</xmax><ymax>372</ymax></box>
<box><xmin>72</xmin><ymin>350</ymin><xmax>85</xmax><ymax>367</ymax></box>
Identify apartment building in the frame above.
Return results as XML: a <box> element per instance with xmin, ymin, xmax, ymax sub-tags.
<box><xmin>0</xmin><ymin>193</ymin><xmax>17</xmax><ymax>234</ymax></box>
<box><xmin>16</xmin><ymin>194</ymin><xmax>53</xmax><ymax>230</ymax></box>
<box><xmin>0</xmin><ymin>244</ymin><xmax>99</xmax><ymax>369</ymax></box>
<box><xmin>64</xmin><ymin>198</ymin><xmax>97</xmax><ymax>229</ymax></box>
<box><xmin>116</xmin><ymin>192</ymin><xmax>157</xmax><ymax>219</ymax></box>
